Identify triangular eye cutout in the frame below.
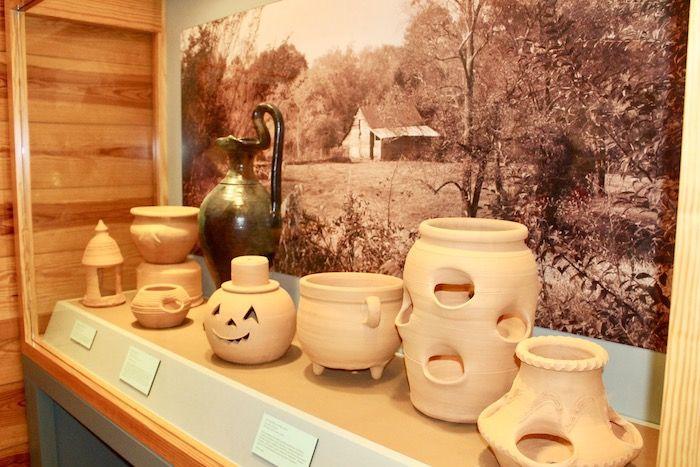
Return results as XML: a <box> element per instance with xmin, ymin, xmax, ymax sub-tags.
<box><xmin>243</xmin><ymin>306</ymin><xmax>259</xmax><ymax>323</ymax></box>
<box><xmin>212</xmin><ymin>305</ymin><xmax>220</xmax><ymax>316</ymax></box>
<box><xmin>226</xmin><ymin>318</ymin><xmax>236</xmax><ymax>326</ymax></box>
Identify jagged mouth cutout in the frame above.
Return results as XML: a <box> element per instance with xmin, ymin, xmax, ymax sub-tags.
<box><xmin>210</xmin><ymin>304</ymin><xmax>258</xmax><ymax>344</ymax></box>
<box><xmin>212</xmin><ymin>329</ymin><xmax>250</xmax><ymax>344</ymax></box>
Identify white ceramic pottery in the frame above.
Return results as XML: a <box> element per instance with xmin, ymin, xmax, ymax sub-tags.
<box><xmin>204</xmin><ymin>256</ymin><xmax>295</xmax><ymax>365</ymax></box>
<box><xmin>396</xmin><ymin>305</ymin><xmax>523</xmax><ymax>423</ymax></box>
<box><xmin>137</xmin><ymin>260</ymin><xmax>203</xmax><ymax>306</ymax></box>
<box><xmin>130</xmin><ymin>284</ymin><xmax>191</xmax><ymax>329</ymax></box>
<box><xmin>130</xmin><ymin>206</ymin><xmax>199</xmax><ymax>264</ymax></box>
<box><xmin>81</xmin><ymin>220</ymin><xmax>126</xmax><ymax>308</ymax></box>
<box><xmin>298</xmin><ymin>272</ymin><xmax>403</xmax><ymax>380</ymax></box>
<box><xmin>478</xmin><ymin>336</ymin><xmax>643</xmax><ymax>467</ymax></box>
<box><xmin>397</xmin><ymin>217</ymin><xmax>540</xmax><ymax>422</ymax></box>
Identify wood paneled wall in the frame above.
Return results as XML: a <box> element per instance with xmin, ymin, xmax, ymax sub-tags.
<box><xmin>25</xmin><ymin>14</ymin><xmax>157</xmax><ymax>324</ymax></box>
<box><xmin>0</xmin><ymin>0</ymin><xmax>163</xmax><ymax>464</ymax></box>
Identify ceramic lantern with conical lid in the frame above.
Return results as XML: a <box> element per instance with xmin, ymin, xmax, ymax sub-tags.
<box><xmin>204</xmin><ymin>256</ymin><xmax>295</xmax><ymax>364</ymax></box>
<box><xmin>81</xmin><ymin>220</ymin><xmax>126</xmax><ymax>307</ymax></box>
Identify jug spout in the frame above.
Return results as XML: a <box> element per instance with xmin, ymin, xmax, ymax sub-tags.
<box><xmin>215</xmin><ymin>137</ymin><xmax>258</xmax><ymax>183</ymax></box>
<box><xmin>216</xmin><ymin>135</ymin><xmax>263</xmax><ymax>152</ymax></box>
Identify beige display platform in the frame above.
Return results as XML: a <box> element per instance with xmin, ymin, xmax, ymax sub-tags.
<box><xmin>42</xmin><ymin>297</ymin><xmax>658</xmax><ymax>466</ymax></box>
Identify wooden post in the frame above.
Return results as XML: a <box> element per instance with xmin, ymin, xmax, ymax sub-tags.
<box><xmin>656</xmin><ymin>0</ymin><xmax>700</xmax><ymax>464</ymax></box>
<box><xmin>6</xmin><ymin>0</ymin><xmax>37</xmax><ymax>341</ymax></box>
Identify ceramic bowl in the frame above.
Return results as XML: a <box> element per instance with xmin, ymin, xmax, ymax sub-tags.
<box><xmin>130</xmin><ymin>206</ymin><xmax>199</xmax><ymax>264</ymax></box>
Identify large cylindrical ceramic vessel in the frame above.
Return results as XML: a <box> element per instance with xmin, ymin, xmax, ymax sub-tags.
<box><xmin>397</xmin><ymin>217</ymin><xmax>540</xmax><ymax>422</ymax></box>
<box><xmin>478</xmin><ymin>336</ymin><xmax>643</xmax><ymax>467</ymax></box>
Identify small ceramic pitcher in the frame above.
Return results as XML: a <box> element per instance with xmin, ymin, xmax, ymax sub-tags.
<box><xmin>297</xmin><ymin>272</ymin><xmax>403</xmax><ymax>379</ymax></box>
<box><xmin>131</xmin><ymin>284</ymin><xmax>191</xmax><ymax>329</ymax></box>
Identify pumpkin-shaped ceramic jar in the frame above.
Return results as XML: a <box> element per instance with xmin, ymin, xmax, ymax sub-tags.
<box><xmin>130</xmin><ymin>206</ymin><xmax>199</xmax><ymax>264</ymax></box>
<box><xmin>397</xmin><ymin>217</ymin><xmax>540</xmax><ymax>422</ymax></box>
<box><xmin>204</xmin><ymin>256</ymin><xmax>295</xmax><ymax>364</ymax></box>
<box><xmin>297</xmin><ymin>272</ymin><xmax>403</xmax><ymax>380</ymax></box>
<box><xmin>130</xmin><ymin>284</ymin><xmax>191</xmax><ymax>329</ymax></box>
<box><xmin>478</xmin><ymin>336</ymin><xmax>643</xmax><ymax>467</ymax></box>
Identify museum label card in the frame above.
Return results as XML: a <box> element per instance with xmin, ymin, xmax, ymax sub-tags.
<box><xmin>252</xmin><ymin>413</ymin><xmax>318</xmax><ymax>467</ymax></box>
<box><xmin>69</xmin><ymin>320</ymin><xmax>97</xmax><ymax>350</ymax></box>
<box><xmin>119</xmin><ymin>347</ymin><xmax>160</xmax><ymax>396</ymax></box>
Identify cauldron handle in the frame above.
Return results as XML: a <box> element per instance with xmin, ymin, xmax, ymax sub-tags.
<box><xmin>365</xmin><ymin>296</ymin><xmax>381</xmax><ymax>328</ymax></box>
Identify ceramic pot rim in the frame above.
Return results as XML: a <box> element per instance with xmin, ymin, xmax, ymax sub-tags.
<box><xmin>300</xmin><ymin>272</ymin><xmax>403</xmax><ymax>302</ymax></box>
<box><xmin>420</xmin><ymin>217</ymin><xmax>527</xmax><ymax>243</ymax></box>
<box><xmin>131</xmin><ymin>206</ymin><xmax>200</xmax><ymax>218</ymax></box>
<box><xmin>516</xmin><ymin>335</ymin><xmax>608</xmax><ymax>371</ymax></box>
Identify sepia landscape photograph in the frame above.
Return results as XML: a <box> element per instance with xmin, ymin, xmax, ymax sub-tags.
<box><xmin>181</xmin><ymin>0</ymin><xmax>689</xmax><ymax>352</ymax></box>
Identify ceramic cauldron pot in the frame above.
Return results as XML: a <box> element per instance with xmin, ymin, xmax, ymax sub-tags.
<box><xmin>478</xmin><ymin>336</ymin><xmax>643</xmax><ymax>467</ymax></box>
<box><xmin>297</xmin><ymin>272</ymin><xmax>403</xmax><ymax>380</ymax></box>
<box><xmin>204</xmin><ymin>256</ymin><xmax>295</xmax><ymax>364</ymax></box>
<box><xmin>130</xmin><ymin>206</ymin><xmax>199</xmax><ymax>264</ymax></box>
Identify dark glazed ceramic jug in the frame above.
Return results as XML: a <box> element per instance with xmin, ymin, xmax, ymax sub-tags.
<box><xmin>199</xmin><ymin>103</ymin><xmax>284</xmax><ymax>286</ymax></box>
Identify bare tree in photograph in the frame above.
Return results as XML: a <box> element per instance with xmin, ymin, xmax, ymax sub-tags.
<box><xmin>402</xmin><ymin>0</ymin><xmax>498</xmax><ymax>217</ymax></box>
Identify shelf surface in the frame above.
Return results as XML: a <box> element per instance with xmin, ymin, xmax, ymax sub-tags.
<box><xmin>41</xmin><ymin>298</ymin><xmax>658</xmax><ymax>466</ymax></box>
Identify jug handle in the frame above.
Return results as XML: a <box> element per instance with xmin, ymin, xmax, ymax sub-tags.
<box><xmin>252</xmin><ymin>103</ymin><xmax>284</xmax><ymax>228</ymax></box>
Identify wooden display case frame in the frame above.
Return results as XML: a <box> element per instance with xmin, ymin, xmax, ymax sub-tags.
<box><xmin>3</xmin><ymin>0</ymin><xmax>222</xmax><ymax>466</ymax></box>
<box><xmin>6</xmin><ymin>0</ymin><xmax>700</xmax><ymax>465</ymax></box>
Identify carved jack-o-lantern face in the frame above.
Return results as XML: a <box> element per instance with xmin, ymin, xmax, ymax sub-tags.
<box><xmin>209</xmin><ymin>304</ymin><xmax>259</xmax><ymax>344</ymax></box>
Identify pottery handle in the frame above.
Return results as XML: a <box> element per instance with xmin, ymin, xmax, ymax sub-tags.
<box><xmin>252</xmin><ymin>103</ymin><xmax>284</xmax><ymax>228</ymax></box>
<box><xmin>365</xmin><ymin>296</ymin><xmax>381</xmax><ymax>328</ymax></box>
<box><xmin>160</xmin><ymin>297</ymin><xmax>186</xmax><ymax>314</ymax></box>
<box><xmin>139</xmin><ymin>231</ymin><xmax>161</xmax><ymax>247</ymax></box>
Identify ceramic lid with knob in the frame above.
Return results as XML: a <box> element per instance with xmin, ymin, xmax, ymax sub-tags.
<box><xmin>222</xmin><ymin>256</ymin><xmax>280</xmax><ymax>294</ymax></box>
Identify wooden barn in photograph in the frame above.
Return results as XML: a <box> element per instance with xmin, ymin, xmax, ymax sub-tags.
<box><xmin>340</xmin><ymin>104</ymin><xmax>439</xmax><ymax>162</ymax></box>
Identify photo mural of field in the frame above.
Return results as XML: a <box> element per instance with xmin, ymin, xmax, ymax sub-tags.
<box><xmin>181</xmin><ymin>0</ymin><xmax>689</xmax><ymax>352</ymax></box>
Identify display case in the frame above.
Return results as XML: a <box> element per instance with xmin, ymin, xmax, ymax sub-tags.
<box><xmin>5</xmin><ymin>0</ymin><xmax>700</xmax><ymax>465</ymax></box>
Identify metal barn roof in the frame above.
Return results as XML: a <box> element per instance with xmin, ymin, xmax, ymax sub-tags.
<box><xmin>359</xmin><ymin>104</ymin><xmax>440</xmax><ymax>139</ymax></box>
<box><xmin>372</xmin><ymin>125</ymin><xmax>440</xmax><ymax>139</ymax></box>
